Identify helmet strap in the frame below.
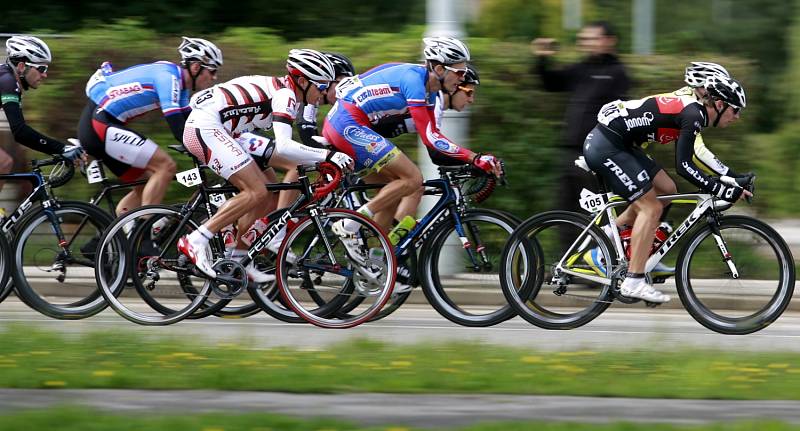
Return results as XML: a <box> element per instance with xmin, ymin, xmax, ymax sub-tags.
<box><xmin>185</xmin><ymin>61</ymin><xmax>203</xmax><ymax>92</ymax></box>
<box><xmin>712</xmin><ymin>101</ymin><xmax>728</xmax><ymax>127</ymax></box>
<box><xmin>8</xmin><ymin>60</ymin><xmax>31</xmax><ymax>90</ymax></box>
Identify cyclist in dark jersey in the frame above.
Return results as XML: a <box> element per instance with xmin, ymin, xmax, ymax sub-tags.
<box><xmin>0</xmin><ymin>36</ymin><xmax>83</xmax><ymax>194</ymax></box>
<box><xmin>582</xmin><ymin>72</ymin><xmax>750</xmax><ymax>303</ymax></box>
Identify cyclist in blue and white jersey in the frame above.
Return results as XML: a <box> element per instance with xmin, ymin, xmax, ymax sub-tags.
<box><xmin>78</xmin><ymin>37</ymin><xmax>222</xmax><ymax>215</ymax></box>
<box><xmin>323</xmin><ymin>37</ymin><xmax>502</xmax><ymax>239</ymax></box>
<box><xmin>371</xmin><ymin>63</ymin><xmax>480</xmax><ymax>166</ymax></box>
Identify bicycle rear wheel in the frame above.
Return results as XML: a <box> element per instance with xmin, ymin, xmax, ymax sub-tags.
<box><xmin>277</xmin><ymin>208</ymin><xmax>396</xmax><ymax>328</ymax></box>
<box><xmin>500</xmin><ymin>210</ymin><xmax>615</xmax><ymax>329</ymax></box>
<box><xmin>676</xmin><ymin>215</ymin><xmax>795</xmax><ymax>334</ymax></box>
<box><xmin>95</xmin><ymin>205</ymin><xmax>214</xmax><ymax>325</ymax></box>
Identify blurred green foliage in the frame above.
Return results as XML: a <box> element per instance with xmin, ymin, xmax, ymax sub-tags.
<box><xmin>0</xmin><ymin>0</ymin><xmax>425</xmax><ymax>41</ymax></box>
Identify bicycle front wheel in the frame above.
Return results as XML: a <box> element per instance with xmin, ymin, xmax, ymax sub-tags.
<box><xmin>277</xmin><ymin>208</ymin><xmax>396</xmax><ymax>328</ymax></box>
<box><xmin>419</xmin><ymin>209</ymin><xmax>520</xmax><ymax>327</ymax></box>
<box><xmin>676</xmin><ymin>215</ymin><xmax>795</xmax><ymax>334</ymax></box>
<box><xmin>500</xmin><ymin>210</ymin><xmax>615</xmax><ymax>330</ymax></box>
<box><xmin>13</xmin><ymin>201</ymin><xmax>112</xmax><ymax>319</ymax></box>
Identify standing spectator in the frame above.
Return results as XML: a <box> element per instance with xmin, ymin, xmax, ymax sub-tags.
<box><xmin>531</xmin><ymin>21</ymin><xmax>630</xmax><ymax>213</ymax></box>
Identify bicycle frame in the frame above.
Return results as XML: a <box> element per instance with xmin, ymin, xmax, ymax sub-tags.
<box><xmin>556</xmin><ymin>192</ymin><xmax>734</xmax><ymax>286</ymax></box>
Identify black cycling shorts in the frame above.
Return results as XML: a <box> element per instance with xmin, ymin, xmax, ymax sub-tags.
<box><xmin>582</xmin><ymin>125</ymin><xmax>661</xmax><ymax>201</ymax></box>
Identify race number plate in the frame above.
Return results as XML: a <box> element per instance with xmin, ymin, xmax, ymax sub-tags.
<box><xmin>578</xmin><ymin>188</ymin><xmax>608</xmax><ymax>214</ymax></box>
<box><xmin>176</xmin><ymin>168</ymin><xmax>202</xmax><ymax>187</ymax></box>
<box><xmin>85</xmin><ymin>160</ymin><xmax>105</xmax><ymax>184</ymax></box>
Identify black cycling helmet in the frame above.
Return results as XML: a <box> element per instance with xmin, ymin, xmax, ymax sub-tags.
<box><xmin>462</xmin><ymin>64</ymin><xmax>480</xmax><ymax>86</ymax></box>
<box><xmin>705</xmin><ymin>75</ymin><xmax>746</xmax><ymax>109</ymax></box>
<box><xmin>324</xmin><ymin>52</ymin><xmax>355</xmax><ymax>78</ymax></box>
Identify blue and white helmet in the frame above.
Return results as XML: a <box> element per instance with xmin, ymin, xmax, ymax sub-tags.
<box><xmin>6</xmin><ymin>35</ymin><xmax>52</xmax><ymax>64</ymax></box>
<box><xmin>423</xmin><ymin>36</ymin><xmax>470</xmax><ymax>65</ymax></box>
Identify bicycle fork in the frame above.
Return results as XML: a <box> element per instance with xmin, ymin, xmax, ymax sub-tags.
<box><xmin>706</xmin><ymin>215</ymin><xmax>740</xmax><ymax>279</ymax></box>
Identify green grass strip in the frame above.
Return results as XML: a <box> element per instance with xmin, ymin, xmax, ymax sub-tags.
<box><xmin>0</xmin><ymin>407</ymin><xmax>798</xmax><ymax>431</ymax></box>
<box><xmin>1</xmin><ymin>325</ymin><xmax>800</xmax><ymax>399</ymax></box>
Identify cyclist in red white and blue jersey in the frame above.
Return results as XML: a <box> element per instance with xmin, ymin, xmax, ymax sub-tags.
<box><xmin>323</xmin><ymin>36</ymin><xmax>502</xmax><ymax>233</ymax></box>
<box><xmin>77</xmin><ymin>37</ymin><xmax>222</xmax><ymax>216</ymax></box>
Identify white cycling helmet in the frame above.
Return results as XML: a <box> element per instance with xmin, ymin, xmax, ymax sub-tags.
<box><xmin>6</xmin><ymin>35</ymin><xmax>52</xmax><ymax>64</ymax></box>
<box><xmin>287</xmin><ymin>49</ymin><xmax>336</xmax><ymax>82</ymax></box>
<box><xmin>684</xmin><ymin>61</ymin><xmax>730</xmax><ymax>88</ymax></box>
<box><xmin>178</xmin><ymin>37</ymin><xmax>223</xmax><ymax>68</ymax></box>
<box><xmin>423</xmin><ymin>36</ymin><xmax>470</xmax><ymax>65</ymax></box>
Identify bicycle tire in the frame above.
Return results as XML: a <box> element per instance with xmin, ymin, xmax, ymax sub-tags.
<box><xmin>676</xmin><ymin>215</ymin><xmax>795</xmax><ymax>334</ymax></box>
<box><xmin>95</xmin><ymin>205</ymin><xmax>213</xmax><ymax>325</ymax></box>
<box><xmin>419</xmin><ymin>208</ymin><xmax>520</xmax><ymax>327</ymax></box>
<box><xmin>500</xmin><ymin>210</ymin><xmax>616</xmax><ymax>329</ymax></box>
<box><xmin>12</xmin><ymin>201</ymin><xmax>113</xmax><ymax>319</ymax></box>
<box><xmin>277</xmin><ymin>208</ymin><xmax>396</xmax><ymax>328</ymax></box>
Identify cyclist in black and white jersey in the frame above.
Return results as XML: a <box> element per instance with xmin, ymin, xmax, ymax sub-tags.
<box><xmin>582</xmin><ymin>69</ymin><xmax>751</xmax><ymax>303</ymax></box>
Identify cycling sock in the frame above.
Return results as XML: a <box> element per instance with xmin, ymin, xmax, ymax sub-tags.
<box><xmin>357</xmin><ymin>205</ymin><xmax>374</xmax><ymax>218</ymax></box>
<box><xmin>188</xmin><ymin>225</ymin><xmax>213</xmax><ymax>245</ymax></box>
<box><xmin>197</xmin><ymin>225</ymin><xmax>214</xmax><ymax>240</ymax></box>
<box><xmin>333</xmin><ymin>205</ymin><xmax>373</xmax><ymax>233</ymax></box>
<box><xmin>626</xmin><ymin>272</ymin><xmax>645</xmax><ymax>279</ymax></box>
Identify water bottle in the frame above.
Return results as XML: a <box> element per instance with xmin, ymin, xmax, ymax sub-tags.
<box><xmin>388</xmin><ymin>215</ymin><xmax>416</xmax><ymax>246</ymax></box>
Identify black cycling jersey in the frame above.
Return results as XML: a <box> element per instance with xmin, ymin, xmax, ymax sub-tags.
<box><xmin>591</xmin><ymin>92</ymin><xmax>742</xmax><ymax>202</ymax></box>
<box><xmin>0</xmin><ymin>63</ymin><xmax>65</xmax><ymax>154</ymax></box>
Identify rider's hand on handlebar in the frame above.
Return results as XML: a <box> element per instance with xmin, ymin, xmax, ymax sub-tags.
<box><xmin>473</xmin><ymin>153</ymin><xmax>503</xmax><ymax>178</ymax></box>
<box><xmin>61</xmin><ymin>143</ymin><xmax>86</xmax><ymax>165</ymax></box>
<box><xmin>326</xmin><ymin>151</ymin><xmax>354</xmax><ymax>171</ymax></box>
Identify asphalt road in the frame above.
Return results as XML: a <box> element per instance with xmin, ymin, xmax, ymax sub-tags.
<box><xmin>3</xmin><ymin>297</ymin><xmax>800</xmax><ymax>352</ymax></box>
<box><xmin>1</xmin><ymin>389</ymin><xmax>799</xmax><ymax>427</ymax></box>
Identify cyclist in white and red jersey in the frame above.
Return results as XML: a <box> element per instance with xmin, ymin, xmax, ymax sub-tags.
<box><xmin>177</xmin><ymin>49</ymin><xmax>352</xmax><ymax>281</ymax></box>
<box><xmin>582</xmin><ymin>71</ymin><xmax>751</xmax><ymax>303</ymax></box>
<box><xmin>323</xmin><ymin>37</ymin><xmax>502</xmax><ymax>245</ymax></box>
<box><xmin>78</xmin><ymin>37</ymin><xmax>222</xmax><ymax>215</ymax></box>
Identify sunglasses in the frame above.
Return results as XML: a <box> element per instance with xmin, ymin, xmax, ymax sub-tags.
<box><xmin>725</xmin><ymin>103</ymin><xmax>741</xmax><ymax>115</ymax></box>
<box><xmin>309</xmin><ymin>79</ymin><xmax>331</xmax><ymax>92</ymax></box>
<box><xmin>25</xmin><ymin>62</ymin><xmax>48</xmax><ymax>74</ymax></box>
<box><xmin>200</xmin><ymin>64</ymin><xmax>218</xmax><ymax>76</ymax></box>
<box><xmin>457</xmin><ymin>85</ymin><xmax>475</xmax><ymax>97</ymax></box>
<box><xmin>443</xmin><ymin>65</ymin><xmax>468</xmax><ymax>78</ymax></box>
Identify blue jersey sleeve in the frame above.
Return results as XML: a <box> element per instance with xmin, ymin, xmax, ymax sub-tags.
<box><xmin>400</xmin><ymin>67</ymin><xmax>430</xmax><ymax>108</ymax></box>
<box><xmin>155</xmin><ymin>64</ymin><xmax>187</xmax><ymax>117</ymax></box>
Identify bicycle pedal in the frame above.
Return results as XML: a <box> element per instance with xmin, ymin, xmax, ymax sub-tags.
<box><xmin>644</xmin><ymin>301</ymin><xmax>662</xmax><ymax>308</ymax></box>
<box><xmin>652</xmin><ymin>277</ymin><xmax>667</xmax><ymax>284</ymax></box>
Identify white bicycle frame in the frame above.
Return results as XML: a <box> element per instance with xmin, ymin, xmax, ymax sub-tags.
<box><xmin>555</xmin><ymin>191</ymin><xmax>738</xmax><ymax>286</ymax></box>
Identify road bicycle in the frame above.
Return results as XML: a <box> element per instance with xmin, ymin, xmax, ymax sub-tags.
<box><xmin>500</xmin><ymin>157</ymin><xmax>794</xmax><ymax>334</ymax></box>
<box><xmin>10</xmin><ymin>157</ymin><xmax>147</xmax><ymax>319</ymax></box>
<box><xmin>330</xmin><ymin>165</ymin><xmax>520</xmax><ymax>327</ymax></box>
<box><xmin>94</xmin><ymin>160</ymin><xmax>396</xmax><ymax>328</ymax></box>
